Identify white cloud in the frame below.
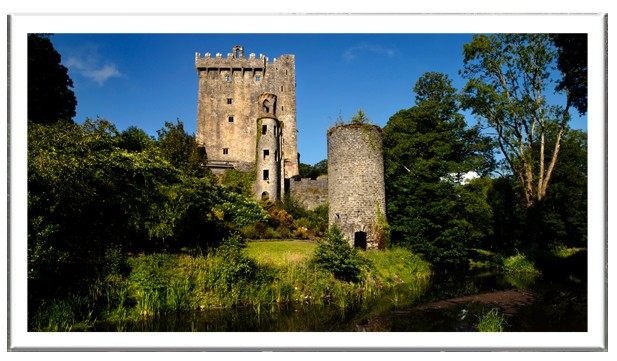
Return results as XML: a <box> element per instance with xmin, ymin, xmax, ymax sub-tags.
<box><xmin>65</xmin><ymin>53</ymin><xmax>123</xmax><ymax>86</ymax></box>
<box><xmin>342</xmin><ymin>42</ymin><xmax>397</xmax><ymax>61</ymax></box>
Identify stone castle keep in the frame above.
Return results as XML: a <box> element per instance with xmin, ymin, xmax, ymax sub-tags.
<box><xmin>195</xmin><ymin>45</ymin><xmax>299</xmax><ymax>201</ymax></box>
<box><xmin>195</xmin><ymin>46</ymin><xmax>385</xmax><ymax>249</ymax></box>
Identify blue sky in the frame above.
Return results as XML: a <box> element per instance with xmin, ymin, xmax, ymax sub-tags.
<box><xmin>49</xmin><ymin>33</ymin><xmax>587</xmax><ymax>166</ymax></box>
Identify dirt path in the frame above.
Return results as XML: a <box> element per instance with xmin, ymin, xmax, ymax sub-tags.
<box><xmin>407</xmin><ymin>289</ymin><xmax>536</xmax><ymax>316</ymax></box>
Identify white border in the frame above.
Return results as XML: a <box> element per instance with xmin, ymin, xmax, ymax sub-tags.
<box><xmin>6</xmin><ymin>13</ymin><xmax>608</xmax><ymax>351</ymax></box>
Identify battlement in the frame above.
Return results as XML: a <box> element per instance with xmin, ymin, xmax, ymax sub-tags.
<box><xmin>195</xmin><ymin>51</ymin><xmax>267</xmax><ymax>71</ymax></box>
<box><xmin>195</xmin><ymin>46</ymin><xmax>294</xmax><ymax>71</ymax></box>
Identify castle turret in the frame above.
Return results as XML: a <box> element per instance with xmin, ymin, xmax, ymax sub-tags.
<box><xmin>256</xmin><ymin>93</ymin><xmax>281</xmax><ymax>201</ymax></box>
<box><xmin>327</xmin><ymin>124</ymin><xmax>387</xmax><ymax>249</ymax></box>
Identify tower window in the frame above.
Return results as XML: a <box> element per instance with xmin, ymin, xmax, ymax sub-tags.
<box><xmin>263</xmin><ymin>169</ymin><xmax>269</xmax><ymax>181</ymax></box>
<box><xmin>228</xmin><ymin>116</ymin><xmax>234</xmax><ymax>123</ymax></box>
<box><xmin>263</xmin><ymin>149</ymin><xmax>269</xmax><ymax>159</ymax></box>
<box><xmin>223</xmin><ymin>148</ymin><xmax>229</xmax><ymax>155</ymax></box>
<box><xmin>256</xmin><ymin>75</ymin><xmax>261</xmax><ymax>81</ymax></box>
<box><xmin>281</xmin><ymin>86</ymin><xmax>284</xmax><ymax>91</ymax></box>
<box><xmin>226</xmin><ymin>75</ymin><xmax>231</xmax><ymax>82</ymax></box>
<box><xmin>262</xmin><ymin>124</ymin><xmax>267</xmax><ymax>135</ymax></box>
<box><xmin>227</xmin><ymin>98</ymin><xmax>232</xmax><ymax>104</ymax></box>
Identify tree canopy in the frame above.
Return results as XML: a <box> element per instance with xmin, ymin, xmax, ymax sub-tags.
<box><xmin>27</xmin><ymin>34</ymin><xmax>77</xmax><ymax>124</ymax></box>
<box><xmin>551</xmin><ymin>34</ymin><xmax>588</xmax><ymax>116</ymax></box>
<box><xmin>383</xmin><ymin>72</ymin><xmax>495</xmax><ymax>267</ymax></box>
<box><xmin>460</xmin><ymin>34</ymin><xmax>573</xmax><ymax>210</ymax></box>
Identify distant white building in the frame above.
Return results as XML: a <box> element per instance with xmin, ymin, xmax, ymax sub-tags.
<box><xmin>441</xmin><ymin>171</ymin><xmax>480</xmax><ymax>185</ymax></box>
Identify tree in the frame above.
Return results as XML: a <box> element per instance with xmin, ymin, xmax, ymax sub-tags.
<box><xmin>383</xmin><ymin>72</ymin><xmax>495</xmax><ymax>267</ymax></box>
<box><xmin>298</xmin><ymin>159</ymin><xmax>327</xmax><ymax>179</ymax></box>
<box><xmin>537</xmin><ymin>129</ymin><xmax>587</xmax><ymax>248</ymax></box>
<box><xmin>551</xmin><ymin>34</ymin><xmax>588</xmax><ymax>116</ymax></box>
<box><xmin>156</xmin><ymin>119</ymin><xmax>211</xmax><ymax>178</ymax></box>
<box><xmin>460</xmin><ymin>34</ymin><xmax>573</xmax><ymax>211</ymax></box>
<box><xmin>312</xmin><ymin>225</ymin><xmax>371</xmax><ymax>283</ymax></box>
<box><xmin>28</xmin><ymin>34</ymin><xmax>77</xmax><ymax>124</ymax></box>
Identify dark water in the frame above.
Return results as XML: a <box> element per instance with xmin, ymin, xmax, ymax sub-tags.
<box><xmin>94</xmin><ymin>262</ymin><xmax>587</xmax><ymax>332</ymax></box>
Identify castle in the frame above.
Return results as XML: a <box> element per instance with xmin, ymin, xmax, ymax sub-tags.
<box><xmin>195</xmin><ymin>45</ymin><xmax>299</xmax><ymax>201</ymax></box>
<box><xmin>195</xmin><ymin>46</ymin><xmax>386</xmax><ymax>249</ymax></box>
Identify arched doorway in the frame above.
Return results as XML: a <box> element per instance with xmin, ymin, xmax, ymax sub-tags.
<box><xmin>261</xmin><ymin>191</ymin><xmax>270</xmax><ymax>201</ymax></box>
<box><xmin>354</xmin><ymin>231</ymin><xmax>367</xmax><ymax>250</ymax></box>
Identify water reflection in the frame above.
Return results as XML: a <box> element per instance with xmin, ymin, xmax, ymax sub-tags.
<box><xmin>94</xmin><ymin>269</ymin><xmax>587</xmax><ymax>332</ymax></box>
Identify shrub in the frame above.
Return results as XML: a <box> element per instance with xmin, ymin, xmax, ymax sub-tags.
<box><xmin>501</xmin><ymin>252</ymin><xmax>541</xmax><ymax>276</ymax></box>
<box><xmin>311</xmin><ymin>225</ymin><xmax>372</xmax><ymax>283</ymax></box>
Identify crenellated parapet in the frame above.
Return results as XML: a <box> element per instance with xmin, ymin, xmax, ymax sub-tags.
<box><xmin>195</xmin><ymin>52</ymin><xmax>268</xmax><ymax>72</ymax></box>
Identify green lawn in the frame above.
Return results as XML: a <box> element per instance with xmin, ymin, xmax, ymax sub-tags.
<box><xmin>246</xmin><ymin>240</ymin><xmax>316</xmax><ymax>267</ymax></box>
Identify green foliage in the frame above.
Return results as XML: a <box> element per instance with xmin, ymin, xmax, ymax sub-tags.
<box><xmin>460</xmin><ymin>34</ymin><xmax>572</xmax><ymax>214</ymax></box>
<box><xmin>537</xmin><ymin>130</ymin><xmax>587</xmax><ymax>248</ymax></box>
<box><xmin>350</xmin><ymin>108</ymin><xmax>371</xmax><ymax>124</ymax></box>
<box><xmin>311</xmin><ymin>225</ymin><xmax>372</xmax><ymax>283</ymax></box>
<box><xmin>118</xmin><ymin>126</ymin><xmax>154</xmax><ymax>152</ymax></box>
<box><xmin>28</xmin><ymin>118</ymin><xmax>270</xmax><ymax>320</ymax></box>
<box><xmin>485</xmin><ymin>176</ymin><xmax>527</xmax><ymax>252</ymax></box>
<box><xmin>363</xmin><ymin>248</ymin><xmax>432</xmax><ymax>284</ymax></box>
<box><xmin>383</xmin><ymin>72</ymin><xmax>495</xmax><ymax>268</ymax></box>
<box><xmin>551</xmin><ymin>34</ymin><xmax>588</xmax><ymax>115</ymax></box>
<box><xmin>298</xmin><ymin>159</ymin><xmax>328</xmax><ymax>179</ymax></box>
<box><xmin>28</xmin><ymin>34</ymin><xmax>77</xmax><ymax>124</ymax></box>
<box><xmin>221</xmin><ymin>168</ymin><xmax>255</xmax><ymax>197</ymax></box>
<box><xmin>210</xmin><ymin>235</ymin><xmax>260</xmax><ymax>290</ymax></box>
<box><xmin>476</xmin><ymin>308</ymin><xmax>507</xmax><ymax>332</ymax></box>
<box><xmin>501</xmin><ymin>252</ymin><xmax>541</xmax><ymax>277</ymax></box>
<box><xmin>156</xmin><ymin>119</ymin><xmax>211</xmax><ymax>178</ymax></box>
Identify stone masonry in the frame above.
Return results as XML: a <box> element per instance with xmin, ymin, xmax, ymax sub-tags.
<box><xmin>288</xmin><ymin>176</ymin><xmax>329</xmax><ymax>211</ymax></box>
<box><xmin>195</xmin><ymin>46</ymin><xmax>299</xmax><ymax>200</ymax></box>
<box><xmin>327</xmin><ymin>124</ymin><xmax>386</xmax><ymax>249</ymax></box>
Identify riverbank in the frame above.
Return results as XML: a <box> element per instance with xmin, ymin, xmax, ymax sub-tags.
<box><xmin>29</xmin><ymin>239</ymin><xmax>432</xmax><ymax>331</ymax></box>
<box><xmin>29</xmin><ymin>240</ymin><xmax>586</xmax><ymax>332</ymax></box>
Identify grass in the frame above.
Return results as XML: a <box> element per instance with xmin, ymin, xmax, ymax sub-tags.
<box><xmin>29</xmin><ymin>240</ymin><xmax>433</xmax><ymax>331</ymax></box>
<box><xmin>476</xmin><ymin>308</ymin><xmax>507</xmax><ymax>332</ymax></box>
<box><xmin>246</xmin><ymin>240</ymin><xmax>316</xmax><ymax>267</ymax></box>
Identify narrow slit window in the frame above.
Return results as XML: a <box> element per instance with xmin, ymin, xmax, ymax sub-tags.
<box><xmin>263</xmin><ymin>169</ymin><xmax>269</xmax><ymax>181</ymax></box>
<box><xmin>263</xmin><ymin>149</ymin><xmax>269</xmax><ymax>159</ymax></box>
<box><xmin>223</xmin><ymin>148</ymin><xmax>229</xmax><ymax>155</ymax></box>
<box><xmin>280</xmin><ymin>85</ymin><xmax>284</xmax><ymax>91</ymax></box>
<box><xmin>262</xmin><ymin>125</ymin><xmax>267</xmax><ymax>135</ymax></box>
<box><xmin>226</xmin><ymin>75</ymin><xmax>231</xmax><ymax>82</ymax></box>
<box><xmin>228</xmin><ymin>116</ymin><xmax>234</xmax><ymax>123</ymax></box>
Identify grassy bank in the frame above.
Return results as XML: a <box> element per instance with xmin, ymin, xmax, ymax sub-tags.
<box><xmin>30</xmin><ymin>239</ymin><xmax>432</xmax><ymax>331</ymax></box>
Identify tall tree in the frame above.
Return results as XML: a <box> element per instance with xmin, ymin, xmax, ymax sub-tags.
<box><xmin>383</xmin><ymin>72</ymin><xmax>494</xmax><ymax>267</ymax></box>
<box><xmin>551</xmin><ymin>34</ymin><xmax>588</xmax><ymax>116</ymax></box>
<box><xmin>460</xmin><ymin>34</ymin><xmax>573</xmax><ymax>210</ymax></box>
<box><xmin>27</xmin><ymin>34</ymin><xmax>77</xmax><ymax>124</ymax></box>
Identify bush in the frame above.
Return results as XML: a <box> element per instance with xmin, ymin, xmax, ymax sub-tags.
<box><xmin>501</xmin><ymin>252</ymin><xmax>541</xmax><ymax>276</ymax></box>
<box><xmin>311</xmin><ymin>225</ymin><xmax>372</xmax><ymax>283</ymax></box>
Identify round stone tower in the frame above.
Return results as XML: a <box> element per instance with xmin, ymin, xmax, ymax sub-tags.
<box><xmin>255</xmin><ymin>93</ymin><xmax>281</xmax><ymax>201</ymax></box>
<box><xmin>327</xmin><ymin>124</ymin><xmax>387</xmax><ymax>249</ymax></box>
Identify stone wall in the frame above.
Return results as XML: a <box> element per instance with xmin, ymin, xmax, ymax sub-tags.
<box><xmin>288</xmin><ymin>176</ymin><xmax>328</xmax><ymax>210</ymax></box>
<box><xmin>195</xmin><ymin>47</ymin><xmax>298</xmax><ymax>177</ymax></box>
<box><xmin>327</xmin><ymin>124</ymin><xmax>386</xmax><ymax>249</ymax></box>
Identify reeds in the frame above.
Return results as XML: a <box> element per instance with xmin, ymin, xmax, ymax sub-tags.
<box><xmin>476</xmin><ymin>308</ymin><xmax>508</xmax><ymax>332</ymax></box>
